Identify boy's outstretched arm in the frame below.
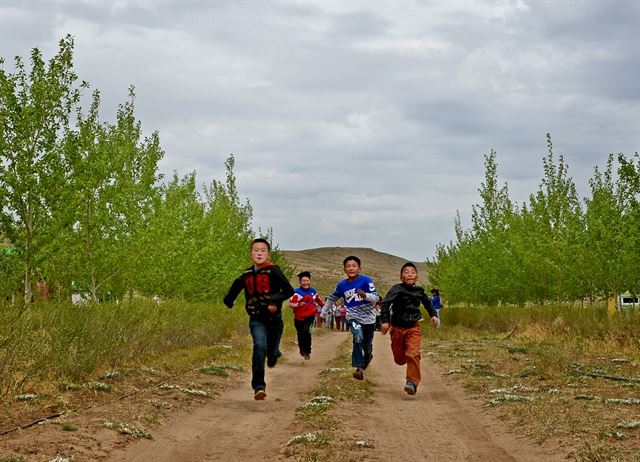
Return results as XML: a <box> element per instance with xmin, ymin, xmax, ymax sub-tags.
<box><xmin>320</xmin><ymin>293</ymin><xmax>338</xmax><ymax>318</ymax></box>
<box><xmin>379</xmin><ymin>285</ymin><xmax>399</xmax><ymax>335</ymax></box>
<box><xmin>223</xmin><ymin>277</ymin><xmax>244</xmax><ymax>308</ymax></box>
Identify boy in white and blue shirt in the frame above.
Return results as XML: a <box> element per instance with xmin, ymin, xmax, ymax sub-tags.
<box><xmin>322</xmin><ymin>256</ymin><xmax>379</xmax><ymax>380</ymax></box>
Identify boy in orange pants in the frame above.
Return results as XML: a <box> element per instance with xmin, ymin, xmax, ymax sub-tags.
<box><xmin>379</xmin><ymin>262</ymin><xmax>439</xmax><ymax>395</ymax></box>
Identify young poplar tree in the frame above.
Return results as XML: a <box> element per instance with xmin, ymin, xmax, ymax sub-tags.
<box><xmin>0</xmin><ymin>35</ymin><xmax>86</xmax><ymax>302</ymax></box>
<box><xmin>202</xmin><ymin>155</ymin><xmax>253</xmax><ymax>299</ymax></box>
<box><xmin>523</xmin><ymin>135</ymin><xmax>585</xmax><ymax>302</ymax></box>
<box><xmin>616</xmin><ymin>153</ymin><xmax>640</xmax><ymax>294</ymax></box>
<box><xmin>469</xmin><ymin>150</ymin><xmax>513</xmax><ymax>305</ymax></box>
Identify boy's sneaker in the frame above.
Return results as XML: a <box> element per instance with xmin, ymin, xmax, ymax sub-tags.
<box><xmin>352</xmin><ymin>367</ymin><xmax>364</xmax><ymax>381</ymax></box>
<box><xmin>404</xmin><ymin>381</ymin><xmax>417</xmax><ymax>395</ymax></box>
<box><xmin>304</xmin><ymin>354</ymin><xmax>311</xmax><ymax>360</ymax></box>
<box><xmin>254</xmin><ymin>389</ymin><xmax>267</xmax><ymax>400</ymax></box>
<box><xmin>267</xmin><ymin>351</ymin><xmax>282</xmax><ymax>368</ymax></box>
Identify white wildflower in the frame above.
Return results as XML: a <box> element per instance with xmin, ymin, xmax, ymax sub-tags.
<box><xmin>104</xmin><ymin>421</ymin><xmax>151</xmax><ymax>439</ymax></box>
<box><xmin>86</xmin><ymin>381</ymin><xmax>111</xmax><ymax>391</ymax></box>
<box><xmin>606</xmin><ymin>431</ymin><xmax>625</xmax><ymax>440</ymax></box>
<box><xmin>16</xmin><ymin>393</ymin><xmax>38</xmax><ymax>401</ymax></box>
<box><xmin>617</xmin><ymin>420</ymin><xmax>640</xmax><ymax>429</ymax></box>
<box><xmin>322</xmin><ymin>367</ymin><xmax>346</xmax><ymax>373</ymax></box>
<box><xmin>487</xmin><ymin>394</ymin><xmax>534</xmax><ymax>406</ymax></box>
<box><xmin>158</xmin><ymin>383</ymin><xmax>208</xmax><ymax>397</ymax></box>
<box><xmin>38</xmin><ymin>418</ymin><xmax>62</xmax><ymax>425</ymax></box>
<box><xmin>102</xmin><ymin>370</ymin><xmax>122</xmax><ymax>379</ymax></box>
<box><xmin>286</xmin><ymin>432</ymin><xmax>317</xmax><ymax>446</ymax></box>
<box><xmin>489</xmin><ymin>385</ymin><xmax>537</xmax><ymax>394</ymax></box>
<box><xmin>445</xmin><ymin>369</ymin><xmax>464</xmax><ymax>375</ymax></box>
<box><xmin>354</xmin><ymin>439</ymin><xmax>374</xmax><ymax>448</ymax></box>
<box><xmin>297</xmin><ymin>402</ymin><xmax>330</xmax><ymax>412</ymax></box>
<box><xmin>605</xmin><ymin>398</ymin><xmax>640</xmax><ymax>405</ymax></box>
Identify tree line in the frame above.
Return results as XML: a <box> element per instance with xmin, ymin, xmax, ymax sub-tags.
<box><xmin>428</xmin><ymin>135</ymin><xmax>639</xmax><ymax>306</ymax></box>
<box><xmin>0</xmin><ymin>36</ymin><xmax>269</xmax><ymax>303</ymax></box>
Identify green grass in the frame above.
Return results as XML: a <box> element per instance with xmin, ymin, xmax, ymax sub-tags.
<box><xmin>0</xmin><ymin>299</ymin><xmax>297</xmax><ymax>398</ymax></box>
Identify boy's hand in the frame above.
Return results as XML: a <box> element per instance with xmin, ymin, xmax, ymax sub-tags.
<box><xmin>267</xmin><ymin>304</ymin><xmax>278</xmax><ymax>313</ymax></box>
<box><xmin>431</xmin><ymin>316</ymin><xmax>440</xmax><ymax>327</ymax></box>
<box><xmin>380</xmin><ymin>322</ymin><xmax>390</xmax><ymax>335</ymax></box>
<box><xmin>357</xmin><ymin>289</ymin><xmax>367</xmax><ymax>299</ymax></box>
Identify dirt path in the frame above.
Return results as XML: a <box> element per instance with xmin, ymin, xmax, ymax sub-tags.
<box><xmin>111</xmin><ymin>330</ymin><xmax>564</xmax><ymax>462</ymax></box>
<box><xmin>336</xmin><ymin>332</ymin><xmax>565</xmax><ymax>461</ymax></box>
<box><xmin>110</xmin><ymin>331</ymin><xmax>347</xmax><ymax>462</ymax></box>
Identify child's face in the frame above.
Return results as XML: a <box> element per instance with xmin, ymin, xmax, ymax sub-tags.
<box><xmin>343</xmin><ymin>259</ymin><xmax>361</xmax><ymax>280</ymax></box>
<box><xmin>251</xmin><ymin>242</ymin><xmax>270</xmax><ymax>267</ymax></box>
<box><xmin>300</xmin><ymin>276</ymin><xmax>311</xmax><ymax>289</ymax></box>
<box><xmin>400</xmin><ymin>266</ymin><xmax>418</xmax><ymax>286</ymax></box>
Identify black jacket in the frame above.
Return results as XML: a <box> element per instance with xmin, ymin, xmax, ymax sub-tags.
<box><xmin>223</xmin><ymin>263</ymin><xmax>294</xmax><ymax>322</ymax></box>
<box><xmin>380</xmin><ymin>283</ymin><xmax>437</xmax><ymax>328</ymax></box>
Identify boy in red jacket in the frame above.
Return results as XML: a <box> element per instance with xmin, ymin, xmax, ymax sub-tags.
<box><xmin>289</xmin><ymin>271</ymin><xmax>325</xmax><ymax>360</ymax></box>
<box><xmin>224</xmin><ymin>238</ymin><xmax>294</xmax><ymax>400</ymax></box>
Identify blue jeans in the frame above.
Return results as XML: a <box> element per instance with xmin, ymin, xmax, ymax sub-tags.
<box><xmin>249</xmin><ymin>315</ymin><xmax>283</xmax><ymax>391</ymax></box>
<box><xmin>349</xmin><ymin>320</ymin><xmax>375</xmax><ymax>368</ymax></box>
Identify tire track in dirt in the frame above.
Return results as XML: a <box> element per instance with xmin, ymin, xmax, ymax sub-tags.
<box><xmin>110</xmin><ymin>331</ymin><xmax>348</xmax><ymax>462</ymax></box>
<box><xmin>336</xmin><ymin>332</ymin><xmax>565</xmax><ymax>461</ymax></box>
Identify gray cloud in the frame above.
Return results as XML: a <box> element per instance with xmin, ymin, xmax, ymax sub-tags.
<box><xmin>1</xmin><ymin>0</ymin><xmax>637</xmax><ymax>261</ymax></box>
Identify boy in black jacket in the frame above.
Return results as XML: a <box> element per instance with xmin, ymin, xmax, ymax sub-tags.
<box><xmin>224</xmin><ymin>238</ymin><xmax>294</xmax><ymax>400</ymax></box>
<box><xmin>380</xmin><ymin>262</ymin><xmax>439</xmax><ymax>395</ymax></box>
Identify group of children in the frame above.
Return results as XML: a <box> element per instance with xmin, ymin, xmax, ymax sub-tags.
<box><xmin>223</xmin><ymin>238</ymin><xmax>441</xmax><ymax>400</ymax></box>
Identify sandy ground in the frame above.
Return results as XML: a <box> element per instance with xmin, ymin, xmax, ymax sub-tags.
<box><xmin>110</xmin><ymin>330</ymin><xmax>564</xmax><ymax>462</ymax></box>
<box><xmin>1</xmin><ymin>330</ymin><xmax>566</xmax><ymax>461</ymax></box>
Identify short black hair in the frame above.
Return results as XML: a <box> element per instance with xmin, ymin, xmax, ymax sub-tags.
<box><xmin>251</xmin><ymin>238</ymin><xmax>271</xmax><ymax>251</ymax></box>
<box><xmin>343</xmin><ymin>255</ymin><xmax>361</xmax><ymax>267</ymax></box>
<box><xmin>401</xmin><ymin>262</ymin><xmax>417</xmax><ymax>275</ymax></box>
<box><xmin>430</xmin><ymin>288</ymin><xmax>439</xmax><ymax>295</ymax></box>
<box><xmin>298</xmin><ymin>271</ymin><xmax>311</xmax><ymax>280</ymax></box>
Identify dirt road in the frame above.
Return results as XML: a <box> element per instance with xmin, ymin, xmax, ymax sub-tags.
<box><xmin>111</xmin><ymin>330</ymin><xmax>563</xmax><ymax>462</ymax></box>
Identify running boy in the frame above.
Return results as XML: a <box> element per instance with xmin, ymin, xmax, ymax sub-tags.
<box><xmin>289</xmin><ymin>271</ymin><xmax>325</xmax><ymax>360</ymax></box>
<box><xmin>380</xmin><ymin>262</ymin><xmax>439</xmax><ymax>395</ymax></box>
<box><xmin>322</xmin><ymin>256</ymin><xmax>379</xmax><ymax>380</ymax></box>
<box><xmin>223</xmin><ymin>238</ymin><xmax>294</xmax><ymax>400</ymax></box>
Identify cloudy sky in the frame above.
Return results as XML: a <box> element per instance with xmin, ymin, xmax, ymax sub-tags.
<box><xmin>1</xmin><ymin>1</ymin><xmax>638</xmax><ymax>261</ymax></box>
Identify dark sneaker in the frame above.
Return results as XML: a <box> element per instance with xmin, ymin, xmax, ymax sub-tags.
<box><xmin>404</xmin><ymin>381</ymin><xmax>416</xmax><ymax>395</ymax></box>
<box><xmin>304</xmin><ymin>354</ymin><xmax>311</xmax><ymax>360</ymax></box>
<box><xmin>352</xmin><ymin>367</ymin><xmax>364</xmax><ymax>380</ymax></box>
<box><xmin>254</xmin><ymin>389</ymin><xmax>267</xmax><ymax>400</ymax></box>
<box><xmin>267</xmin><ymin>351</ymin><xmax>282</xmax><ymax>368</ymax></box>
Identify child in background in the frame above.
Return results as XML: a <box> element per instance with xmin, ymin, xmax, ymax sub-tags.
<box><xmin>333</xmin><ymin>299</ymin><xmax>345</xmax><ymax>332</ymax></box>
<box><xmin>430</xmin><ymin>288</ymin><xmax>442</xmax><ymax>326</ymax></box>
<box><xmin>339</xmin><ymin>300</ymin><xmax>348</xmax><ymax>331</ymax></box>
<box><xmin>322</xmin><ymin>256</ymin><xmax>379</xmax><ymax>380</ymax></box>
<box><xmin>380</xmin><ymin>262</ymin><xmax>439</xmax><ymax>395</ymax></box>
<box><xmin>224</xmin><ymin>238</ymin><xmax>294</xmax><ymax>400</ymax></box>
<box><xmin>289</xmin><ymin>271</ymin><xmax>325</xmax><ymax>360</ymax></box>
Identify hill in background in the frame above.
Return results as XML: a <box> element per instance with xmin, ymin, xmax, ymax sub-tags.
<box><xmin>282</xmin><ymin>247</ymin><xmax>429</xmax><ymax>297</ymax></box>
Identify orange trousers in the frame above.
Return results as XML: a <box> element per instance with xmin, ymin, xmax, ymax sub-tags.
<box><xmin>389</xmin><ymin>324</ymin><xmax>422</xmax><ymax>386</ymax></box>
